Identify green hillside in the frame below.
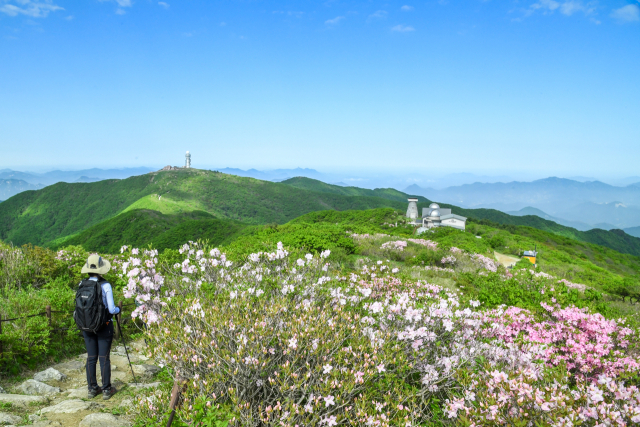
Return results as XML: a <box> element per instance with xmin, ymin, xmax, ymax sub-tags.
<box><xmin>452</xmin><ymin>208</ymin><xmax>640</xmax><ymax>257</ymax></box>
<box><xmin>256</xmin><ymin>209</ymin><xmax>640</xmax><ymax>303</ymax></box>
<box><xmin>3</xmin><ymin>171</ymin><xmax>640</xmax><ymax>258</ymax></box>
<box><xmin>280</xmin><ymin>178</ymin><xmax>640</xmax><ymax>257</ymax></box>
<box><xmin>52</xmin><ymin>205</ymin><xmax>640</xmax><ymax>296</ymax></box>
<box><xmin>281</xmin><ymin>177</ymin><xmax>426</xmax><ymax>202</ymax></box>
<box><xmin>0</xmin><ymin>170</ymin><xmax>405</xmax><ymax>247</ymax></box>
<box><xmin>52</xmin><ymin>209</ymin><xmax>251</xmax><ymax>253</ymax></box>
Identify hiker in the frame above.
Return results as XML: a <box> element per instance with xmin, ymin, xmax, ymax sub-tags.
<box><xmin>75</xmin><ymin>254</ymin><xmax>120</xmax><ymax>400</ymax></box>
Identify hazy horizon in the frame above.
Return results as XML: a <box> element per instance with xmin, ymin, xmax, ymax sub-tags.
<box><xmin>2</xmin><ymin>164</ymin><xmax>639</xmax><ymax>188</ymax></box>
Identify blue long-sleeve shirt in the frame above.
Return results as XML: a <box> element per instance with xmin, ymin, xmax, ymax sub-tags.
<box><xmin>88</xmin><ymin>277</ymin><xmax>120</xmax><ymax>315</ymax></box>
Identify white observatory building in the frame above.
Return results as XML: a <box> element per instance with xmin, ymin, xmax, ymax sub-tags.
<box><xmin>406</xmin><ymin>200</ymin><xmax>467</xmax><ymax>231</ymax></box>
<box><xmin>185</xmin><ymin>151</ymin><xmax>191</xmax><ymax>169</ymax></box>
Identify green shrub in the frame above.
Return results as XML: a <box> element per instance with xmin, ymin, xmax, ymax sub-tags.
<box><xmin>456</xmin><ymin>271</ymin><xmax>617</xmax><ymax>317</ymax></box>
<box><xmin>0</xmin><ymin>276</ymin><xmax>79</xmax><ymax>373</ymax></box>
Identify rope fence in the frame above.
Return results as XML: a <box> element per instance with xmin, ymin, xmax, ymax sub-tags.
<box><xmin>0</xmin><ymin>301</ymin><xmax>138</xmax><ymax>355</ymax></box>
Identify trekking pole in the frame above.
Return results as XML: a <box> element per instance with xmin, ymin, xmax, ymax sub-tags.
<box><xmin>115</xmin><ymin>316</ymin><xmax>138</xmax><ymax>383</ymax></box>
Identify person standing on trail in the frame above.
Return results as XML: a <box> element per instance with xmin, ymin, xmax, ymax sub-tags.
<box><xmin>76</xmin><ymin>254</ymin><xmax>120</xmax><ymax>400</ymax></box>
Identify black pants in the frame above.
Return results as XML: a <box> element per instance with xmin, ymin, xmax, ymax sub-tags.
<box><xmin>83</xmin><ymin>321</ymin><xmax>114</xmax><ymax>390</ymax></box>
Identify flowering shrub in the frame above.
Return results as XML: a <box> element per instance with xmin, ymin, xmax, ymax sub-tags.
<box><xmin>471</xmin><ymin>253</ymin><xmax>498</xmax><ymax>272</ymax></box>
<box><xmin>379</xmin><ymin>239</ymin><xmax>437</xmax><ymax>253</ymax></box>
<box><xmin>380</xmin><ymin>240</ymin><xmax>408</xmax><ymax>251</ymax></box>
<box><xmin>407</xmin><ymin>239</ymin><xmax>438</xmax><ymax>250</ymax></box>
<box><xmin>127</xmin><ymin>244</ymin><xmax>426</xmax><ymax>425</ymax></box>
<box><xmin>124</xmin><ymin>243</ymin><xmax>524</xmax><ymax>425</ymax></box>
<box><xmin>350</xmin><ymin>233</ymin><xmax>390</xmax><ymax>241</ymax></box>
<box><xmin>121</xmin><ymin>241</ymin><xmax>640</xmax><ymax>427</ymax></box>
<box><xmin>0</xmin><ymin>243</ymin><xmax>68</xmax><ymax>291</ymax></box>
<box><xmin>482</xmin><ymin>304</ymin><xmax>639</xmax><ymax>380</ymax></box>
<box><xmin>449</xmin><ymin>367</ymin><xmax>640</xmax><ymax>426</ymax></box>
<box><xmin>424</xmin><ymin>266</ymin><xmax>455</xmax><ymax>274</ymax></box>
<box><xmin>558</xmin><ymin>278</ymin><xmax>587</xmax><ymax>292</ymax></box>
<box><xmin>441</xmin><ymin>255</ymin><xmax>456</xmax><ymax>265</ymax></box>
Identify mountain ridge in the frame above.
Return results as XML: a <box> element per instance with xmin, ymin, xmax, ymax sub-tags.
<box><xmin>0</xmin><ymin>170</ymin><xmax>407</xmax><ymax>247</ymax></box>
<box><xmin>0</xmin><ymin>167</ymin><xmax>155</xmax><ymax>186</ymax></box>
<box><xmin>2</xmin><ymin>172</ymin><xmax>640</xmax><ymax>257</ymax></box>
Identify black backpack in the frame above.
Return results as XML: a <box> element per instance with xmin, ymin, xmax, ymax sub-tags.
<box><xmin>73</xmin><ymin>278</ymin><xmax>110</xmax><ymax>334</ymax></box>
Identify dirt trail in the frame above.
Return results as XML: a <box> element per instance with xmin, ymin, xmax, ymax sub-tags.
<box><xmin>0</xmin><ymin>341</ymin><xmax>159</xmax><ymax>427</ymax></box>
<box><xmin>494</xmin><ymin>251</ymin><xmax>520</xmax><ymax>268</ymax></box>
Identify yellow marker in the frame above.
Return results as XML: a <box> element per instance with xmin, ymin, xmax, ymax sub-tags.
<box><xmin>523</xmin><ymin>250</ymin><xmax>537</xmax><ymax>265</ymax></box>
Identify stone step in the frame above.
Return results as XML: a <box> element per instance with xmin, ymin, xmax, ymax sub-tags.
<box><xmin>17</xmin><ymin>379</ymin><xmax>61</xmax><ymax>395</ymax></box>
<box><xmin>0</xmin><ymin>393</ymin><xmax>47</xmax><ymax>407</ymax></box>
<box><xmin>32</xmin><ymin>421</ymin><xmax>62</xmax><ymax>427</ymax></box>
<box><xmin>79</xmin><ymin>413</ymin><xmax>131</xmax><ymax>427</ymax></box>
<box><xmin>51</xmin><ymin>360</ymin><xmax>85</xmax><ymax>375</ymax></box>
<box><xmin>131</xmin><ymin>364</ymin><xmax>161</xmax><ymax>378</ymax></box>
<box><xmin>39</xmin><ymin>399</ymin><xmax>103</xmax><ymax>415</ymax></box>
<box><xmin>0</xmin><ymin>412</ymin><xmax>22</xmax><ymax>425</ymax></box>
<box><xmin>34</xmin><ymin>368</ymin><xmax>67</xmax><ymax>383</ymax></box>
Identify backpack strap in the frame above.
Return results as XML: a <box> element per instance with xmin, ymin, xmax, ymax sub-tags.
<box><xmin>95</xmin><ymin>277</ymin><xmax>113</xmax><ymax>322</ymax></box>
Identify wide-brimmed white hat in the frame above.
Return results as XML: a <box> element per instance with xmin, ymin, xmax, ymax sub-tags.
<box><xmin>81</xmin><ymin>254</ymin><xmax>111</xmax><ymax>275</ymax></box>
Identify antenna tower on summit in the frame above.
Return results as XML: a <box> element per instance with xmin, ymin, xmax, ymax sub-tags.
<box><xmin>185</xmin><ymin>151</ymin><xmax>191</xmax><ymax>169</ymax></box>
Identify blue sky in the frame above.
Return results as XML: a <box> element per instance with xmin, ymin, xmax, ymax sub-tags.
<box><xmin>0</xmin><ymin>0</ymin><xmax>638</xmax><ymax>178</ymax></box>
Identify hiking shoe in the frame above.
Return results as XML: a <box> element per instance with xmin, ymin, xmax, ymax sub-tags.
<box><xmin>88</xmin><ymin>388</ymin><xmax>102</xmax><ymax>399</ymax></box>
<box><xmin>102</xmin><ymin>386</ymin><xmax>117</xmax><ymax>400</ymax></box>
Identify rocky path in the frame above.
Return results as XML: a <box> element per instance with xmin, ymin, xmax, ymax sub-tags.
<box><xmin>0</xmin><ymin>341</ymin><xmax>160</xmax><ymax>427</ymax></box>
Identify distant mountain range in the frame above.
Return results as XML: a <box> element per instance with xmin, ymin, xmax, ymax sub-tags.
<box><xmin>0</xmin><ymin>179</ymin><xmax>45</xmax><ymax>201</ymax></box>
<box><xmin>406</xmin><ymin>177</ymin><xmax>640</xmax><ymax>229</ymax></box>
<box><xmin>0</xmin><ymin>168</ymin><xmax>154</xmax><ymax>201</ymax></box>
<box><xmin>0</xmin><ymin>167</ymin><xmax>154</xmax><ymax>186</ymax></box>
<box><xmin>506</xmin><ymin>206</ymin><xmax>620</xmax><ymax>231</ymax></box>
<box><xmin>212</xmin><ymin>169</ymin><xmax>518</xmax><ymax>190</ymax></box>
<box><xmin>75</xmin><ymin>176</ymin><xmax>102</xmax><ymax>183</ymax></box>
<box><xmin>625</xmin><ymin>227</ymin><xmax>640</xmax><ymax>238</ymax></box>
<box><xmin>215</xmin><ymin>168</ymin><xmax>327</xmax><ymax>182</ymax></box>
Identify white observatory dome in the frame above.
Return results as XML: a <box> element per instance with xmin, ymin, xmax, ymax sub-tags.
<box><xmin>186</xmin><ymin>151</ymin><xmax>190</xmax><ymax>154</ymax></box>
<box><xmin>429</xmin><ymin>203</ymin><xmax>440</xmax><ymax>209</ymax></box>
<box><xmin>430</xmin><ymin>209</ymin><xmax>441</xmax><ymax>217</ymax></box>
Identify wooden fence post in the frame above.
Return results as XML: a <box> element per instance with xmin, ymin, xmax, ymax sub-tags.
<box><xmin>46</xmin><ymin>305</ymin><xmax>52</xmax><ymax>328</ymax></box>
<box><xmin>166</xmin><ymin>378</ymin><xmax>187</xmax><ymax>427</ymax></box>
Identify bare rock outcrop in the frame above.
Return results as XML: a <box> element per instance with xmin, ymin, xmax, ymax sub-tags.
<box><xmin>18</xmin><ymin>379</ymin><xmax>60</xmax><ymax>395</ymax></box>
<box><xmin>34</xmin><ymin>368</ymin><xmax>67</xmax><ymax>382</ymax></box>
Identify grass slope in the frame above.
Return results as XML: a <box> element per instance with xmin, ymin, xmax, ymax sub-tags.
<box><xmin>455</xmin><ymin>208</ymin><xmax>640</xmax><ymax>257</ymax></box>
<box><xmin>281</xmin><ymin>178</ymin><xmax>640</xmax><ymax>257</ymax></box>
<box><xmin>53</xmin><ymin>208</ymin><xmax>403</xmax><ymax>255</ymax></box>
<box><xmin>250</xmin><ymin>208</ymin><xmax>640</xmax><ymax>295</ymax></box>
<box><xmin>281</xmin><ymin>177</ymin><xmax>427</xmax><ymax>202</ymax></box>
<box><xmin>0</xmin><ymin>170</ymin><xmax>405</xmax><ymax>247</ymax></box>
<box><xmin>53</xmin><ymin>209</ymin><xmax>250</xmax><ymax>253</ymax></box>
